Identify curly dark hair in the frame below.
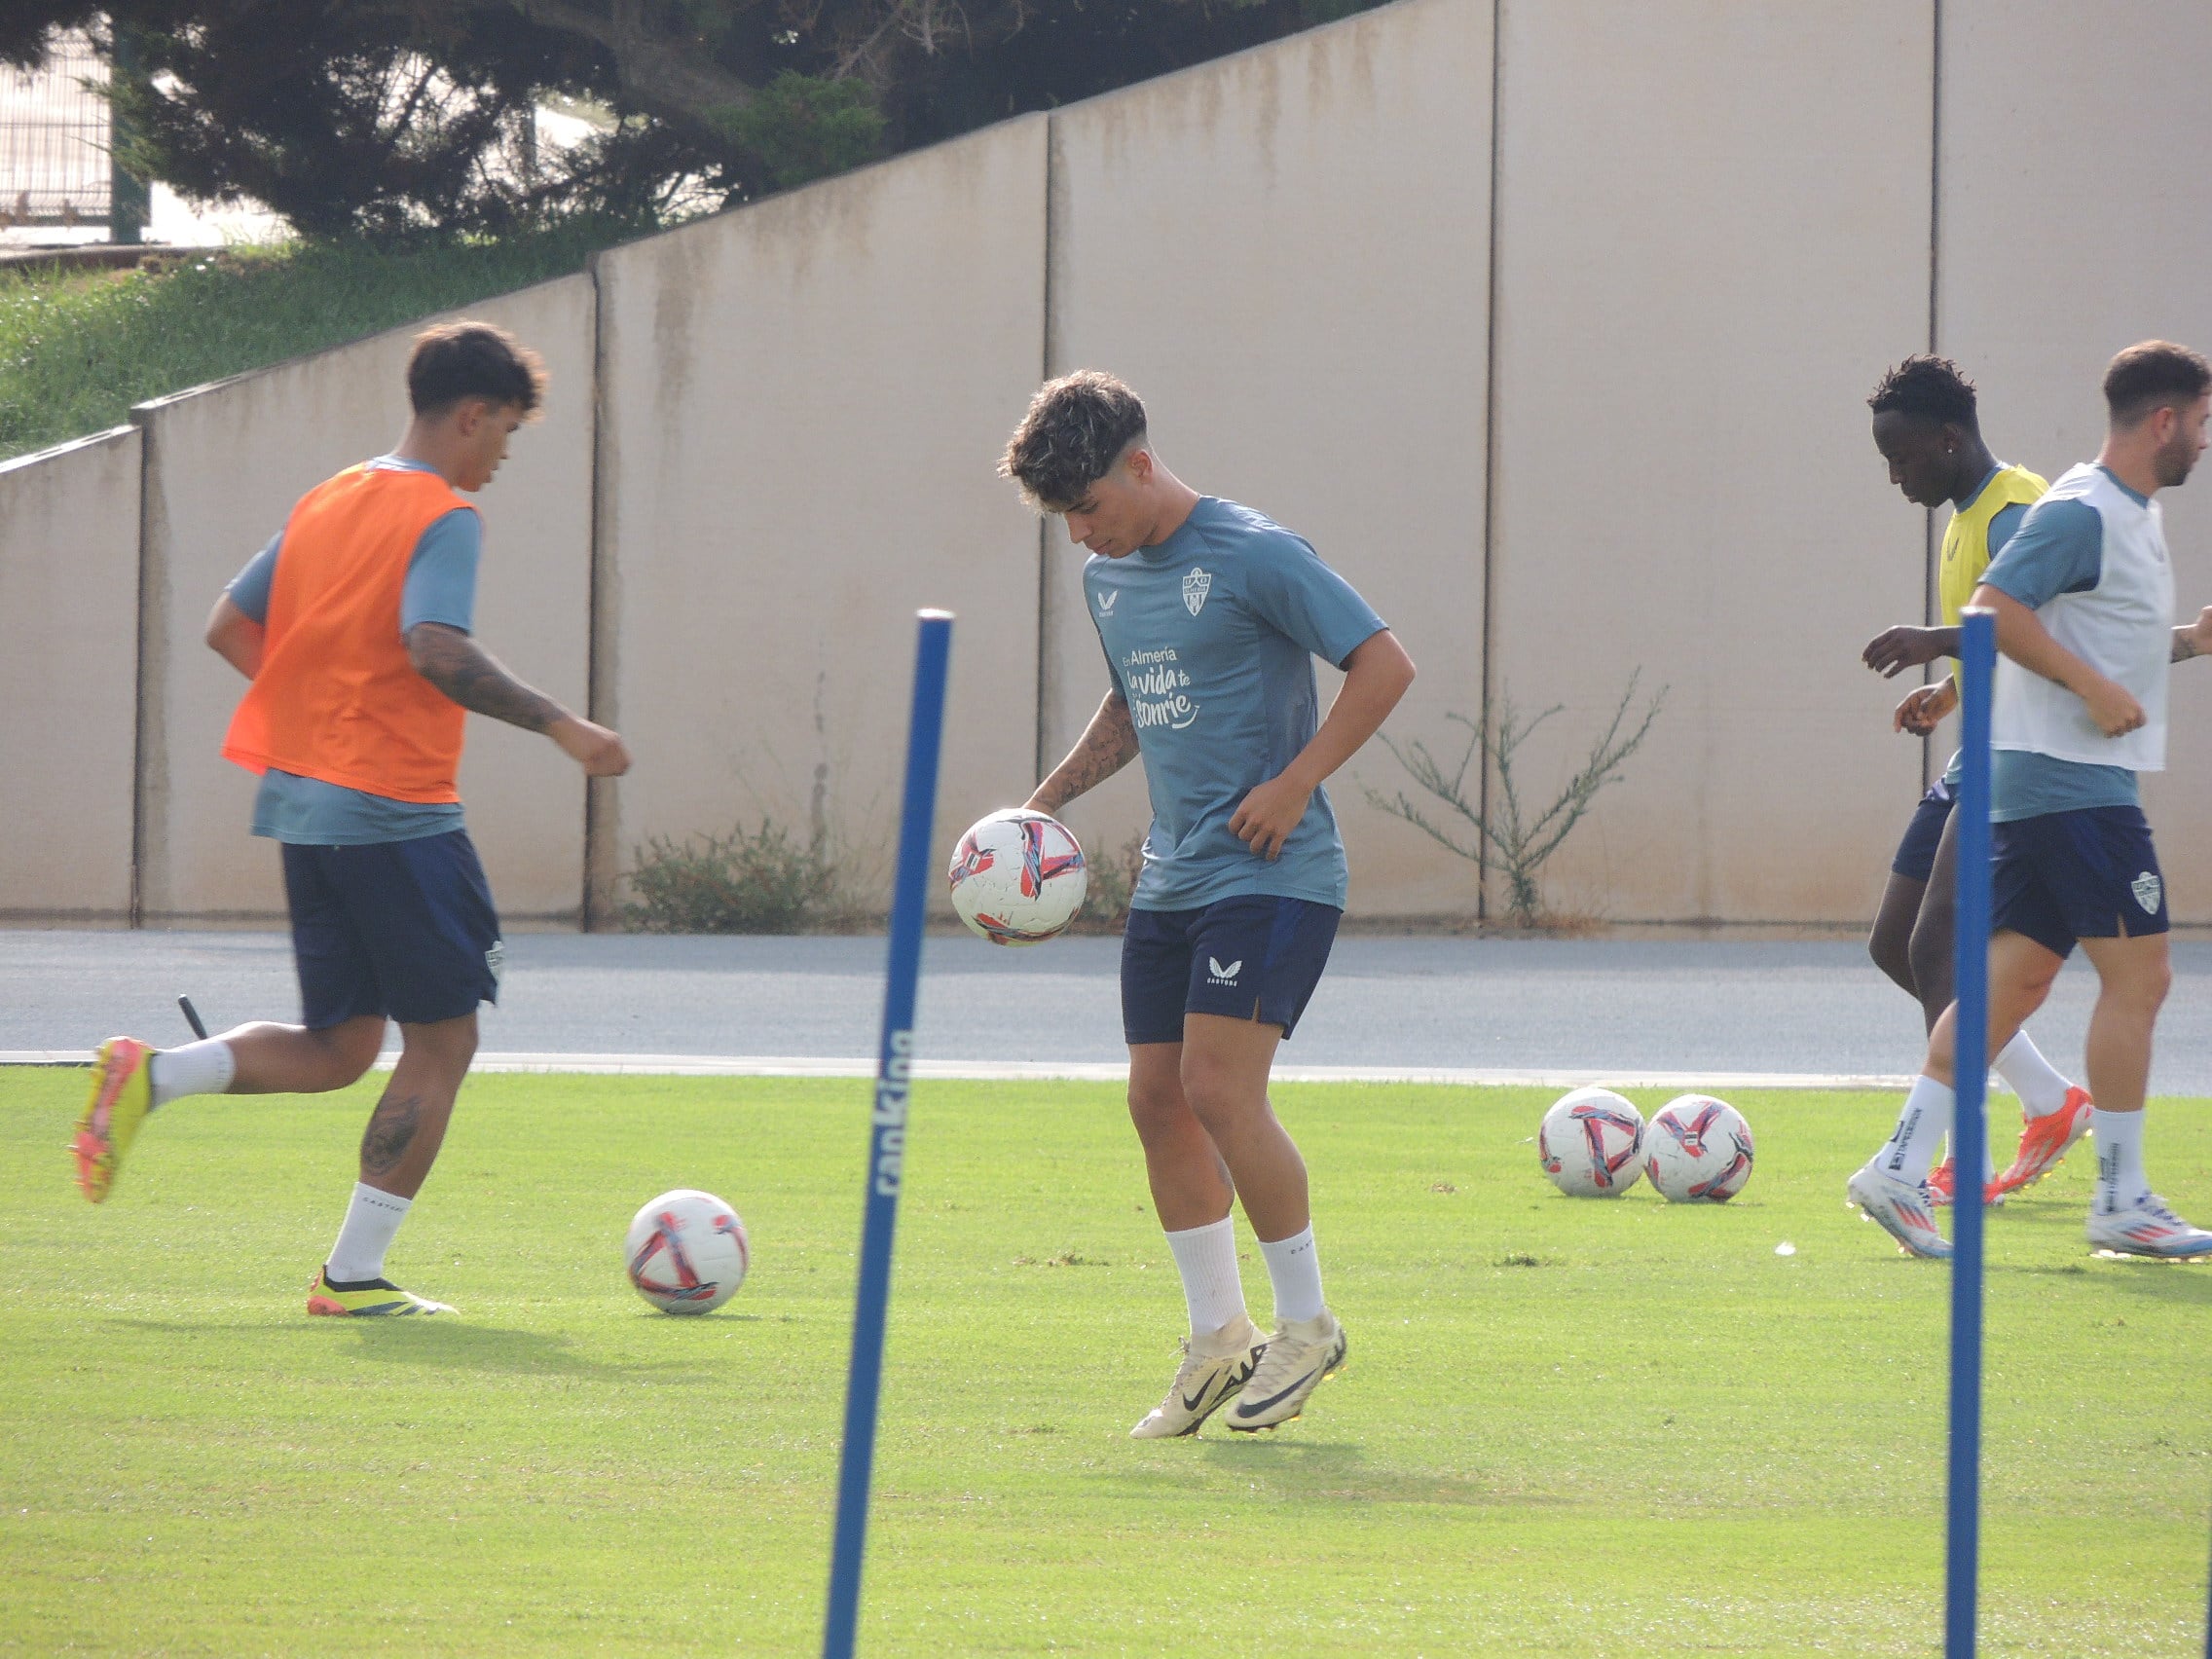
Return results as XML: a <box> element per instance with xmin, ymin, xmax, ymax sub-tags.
<box><xmin>2103</xmin><ymin>340</ymin><xmax>2211</xmax><ymax>426</ymax></box>
<box><xmin>1867</xmin><ymin>354</ymin><xmax>1978</xmax><ymax>429</ymax></box>
<box><xmin>407</xmin><ymin>321</ymin><xmax>547</xmax><ymax>419</ymax></box>
<box><xmin>999</xmin><ymin>370</ymin><xmax>1149</xmax><ymax>508</ymax></box>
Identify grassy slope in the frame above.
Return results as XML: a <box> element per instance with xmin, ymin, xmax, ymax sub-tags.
<box><xmin>0</xmin><ymin>220</ymin><xmax>638</xmax><ymax>464</ymax></box>
<box><xmin>0</xmin><ymin>1072</ymin><xmax>2206</xmax><ymax>1657</ymax></box>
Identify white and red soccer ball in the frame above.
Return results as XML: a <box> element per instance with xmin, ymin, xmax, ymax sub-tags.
<box><xmin>1643</xmin><ymin>1093</ymin><xmax>1755</xmax><ymax>1202</ymax></box>
<box><xmin>625</xmin><ymin>1189</ymin><xmax>750</xmax><ymax>1314</ymax></box>
<box><xmin>946</xmin><ymin>808</ymin><xmax>1088</xmax><ymax>945</ymax></box>
<box><xmin>1538</xmin><ymin>1088</ymin><xmax>1646</xmax><ymax>1198</ymax></box>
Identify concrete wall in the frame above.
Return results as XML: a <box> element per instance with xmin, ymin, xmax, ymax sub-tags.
<box><xmin>9</xmin><ymin>0</ymin><xmax>2212</xmax><ymax>931</ymax></box>
<box><xmin>1042</xmin><ymin>0</ymin><xmax>1494</xmax><ymax>914</ymax></box>
<box><xmin>1486</xmin><ymin>0</ymin><xmax>1935</xmax><ymax>922</ymax></box>
<box><xmin>133</xmin><ymin>273</ymin><xmax>597</xmax><ymax>924</ymax></box>
<box><xmin>1939</xmin><ymin>0</ymin><xmax>2212</xmax><ymax>922</ymax></box>
<box><xmin>0</xmin><ymin>426</ymin><xmax>140</xmax><ymax>920</ymax></box>
<box><xmin>591</xmin><ymin>117</ymin><xmax>1050</xmax><ymax>918</ymax></box>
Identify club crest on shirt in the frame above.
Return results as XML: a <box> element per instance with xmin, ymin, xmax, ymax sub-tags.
<box><xmin>2132</xmin><ymin>871</ymin><xmax>2162</xmax><ymax>914</ymax></box>
<box><xmin>1182</xmin><ymin>567</ymin><xmax>1211</xmax><ymax>616</ymax></box>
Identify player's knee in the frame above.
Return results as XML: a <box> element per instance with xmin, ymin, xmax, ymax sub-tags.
<box><xmin>1866</xmin><ymin>919</ymin><xmax>1913</xmax><ymax>992</ymax></box>
<box><xmin>1905</xmin><ymin>917</ymin><xmax>1953</xmax><ymax>1002</ymax></box>
<box><xmin>320</xmin><ymin>1017</ymin><xmax>386</xmax><ymax>1085</ymax></box>
<box><xmin>1125</xmin><ymin>1076</ymin><xmax>1187</xmax><ymax>1136</ymax></box>
<box><xmin>398</xmin><ymin>1014</ymin><xmax>478</xmax><ymax>1075</ymax></box>
<box><xmin>2121</xmin><ymin>955</ymin><xmax>2172</xmax><ymax>1012</ymax></box>
<box><xmin>1176</xmin><ymin>1062</ymin><xmax>1253</xmax><ymax>1138</ymax></box>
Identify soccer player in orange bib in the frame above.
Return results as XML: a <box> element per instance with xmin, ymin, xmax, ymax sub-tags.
<box><xmin>71</xmin><ymin>322</ymin><xmax>630</xmax><ymax>1315</ymax></box>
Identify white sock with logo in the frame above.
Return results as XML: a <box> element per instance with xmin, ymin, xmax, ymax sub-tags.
<box><xmin>325</xmin><ymin>1183</ymin><xmax>413</xmax><ymax>1284</ymax></box>
<box><xmin>149</xmin><ymin>1040</ymin><xmax>236</xmax><ymax>1109</ymax></box>
<box><xmin>1258</xmin><ymin>1223</ymin><xmax>1326</xmax><ymax>1325</ymax></box>
<box><xmin>1163</xmin><ymin>1216</ymin><xmax>1247</xmax><ymax>1338</ymax></box>
<box><xmin>1879</xmin><ymin>1076</ymin><xmax>1953</xmax><ymax>1186</ymax></box>
<box><xmin>2090</xmin><ymin>1109</ymin><xmax>2148</xmax><ymax>1216</ymax></box>
<box><xmin>1993</xmin><ymin>1030</ymin><xmax>2074</xmax><ymax>1119</ymax></box>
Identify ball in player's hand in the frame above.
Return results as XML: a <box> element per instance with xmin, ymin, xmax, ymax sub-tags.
<box><xmin>947</xmin><ymin>809</ymin><xmax>1088</xmax><ymax>945</ymax></box>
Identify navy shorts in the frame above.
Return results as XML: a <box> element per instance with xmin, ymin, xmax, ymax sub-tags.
<box><xmin>1121</xmin><ymin>895</ymin><xmax>1342</xmax><ymax>1046</ymax></box>
<box><xmin>1991</xmin><ymin>805</ymin><xmax>2168</xmax><ymax>960</ymax></box>
<box><xmin>1891</xmin><ymin>779</ymin><xmax>1956</xmax><ymax>881</ymax></box>
<box><xmin>282</xmin><ymin>830</ymin><xmax>504</xmax><ymax>1028</ymax></box>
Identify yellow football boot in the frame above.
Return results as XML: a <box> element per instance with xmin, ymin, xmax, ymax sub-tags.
<box><xmin>73</xmin><ymin>1037</ymin><xmax>155</xmax><ymax>1203</ymax></box>
<box><xmin>306</xmin><ymin>1269</ymin><xmax>454</xmax><ymax>1316</ymax></box>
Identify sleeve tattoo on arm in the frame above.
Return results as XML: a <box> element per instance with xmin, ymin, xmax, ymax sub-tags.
<box><xmin>1039</xmin><ymin>694</ymin><xmax>1139</xmax><ymax>810</ymax></box>
<box><xmin>409</xmin><ymin>623</ymin><xmax>568</xmax><ymax>733</ymax></box>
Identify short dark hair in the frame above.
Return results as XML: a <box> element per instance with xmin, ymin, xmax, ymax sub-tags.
<box><xmin>1868</xmin><ymin>354</ymin><xmax>1978</xmax><ymax>429</ymax></box>
<box><xmin>999</xmin><ymin>370</ymin><xmax>1149</xmax><ymax>508</ymax></box>
<box><xmin>407</xmin><ymin>321</ymin><xmax>547</xmax><ymax>418</ymax></box>
<box><xmin>2103</xmin><ymin>340</ymin><xmax>2211</xmax><ymax>427</ymax></box>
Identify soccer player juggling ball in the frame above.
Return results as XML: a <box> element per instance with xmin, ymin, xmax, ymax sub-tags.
<box><xmin>998</xmin><ymin>372</ymin><xmax>1416</xmax><ymax>1435</ymax></box>
<box><xmin>1849</xmin><ymin>341</ymin><xmax>2212</xmax><ymax>1261</ymax></box>
<box><xmin>72</xmin><ymin>322</ymin><xmax>633</xmax><ymax>1315</ymax></box>
<box><xmin>1856</xmin><ymin>356</ymin><xmax>2090</xmax><ymax>1205</ymax></box>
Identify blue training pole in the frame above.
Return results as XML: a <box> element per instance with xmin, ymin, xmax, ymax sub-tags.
<box><xmin>1946</xmin><ymin>608</ymin><xmax>1997</xmax><ymax>1659</ymax></box>
<box><xmin>822</xmin><ymin>609</ymin><xmax>953</xmax><ymax>1659</ymax></box>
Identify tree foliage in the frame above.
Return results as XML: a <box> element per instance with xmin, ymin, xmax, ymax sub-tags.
<box><xmin>3</xmin><ymin>0</ymin><xmax>1372</xmax><ymax>237</ymax></box>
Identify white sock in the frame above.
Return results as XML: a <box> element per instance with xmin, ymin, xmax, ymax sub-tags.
<box><xmin>1879</xmin><ymin>1076</ymin><xmax>1953</xmax><ymax>1185</ymax></box>
<box><xmin>1993</xmin><ymin>1031</ymin><xmax>2074</xmax><ymax>1119</ymax></box>
<box><xmin>325</xmin><ymin>1183</ymin><xmax>413</xmax><ymax>1283</ymax></box>
<box><xmin>1257</xmin><ymin>1223</ymin><xmax>1326</xmax><ymax>1325</ymax></box>
<box><xmin>1163</xmin><ymin>1216</ymin><xmax>1247</xmax><ymax>1337</ymax></box>
<box><xmin>149</xmin><ymin>1040</ymin><xmax>236</xmax><ymax>1109</ymax></box>
<box><xmin>2091</xmin><ymin>1109</ymin><xmax>2148</xmax><ymax>1216</ymax></box>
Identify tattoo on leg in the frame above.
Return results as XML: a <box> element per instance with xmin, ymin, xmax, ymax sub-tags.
<box><xmin>360</xmin><ymin>1092</ymin><xmax>423</xmax><ymax>1178</ymax></box>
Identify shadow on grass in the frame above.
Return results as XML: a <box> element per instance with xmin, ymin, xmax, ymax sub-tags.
<box><xmin>104</xmin><ymin>1315</ymin><xmax>688</xmax><ymax>1380</ymax></box>
<box><xmin>1994</xmin><ymin>1259</ymin><xmax>2212</xmax><ymax>1305</ymax></box>
<box><xmin>1181</xmin><ymin>1438</ymin><xmax>1559</xmax><ymax>1508</ymax></box>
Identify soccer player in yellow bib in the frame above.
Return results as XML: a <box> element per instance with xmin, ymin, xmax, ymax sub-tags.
<box><xmin>1858</xmin><ymin>356</ymin><xmax>2090</xmax><ymax>1204</ymax></box>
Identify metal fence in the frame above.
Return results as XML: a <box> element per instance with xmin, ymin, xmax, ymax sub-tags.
<box><xmin>0</xmin><ymin>31</ymin><xmax>112</xmax><ymax>228</ymax></box>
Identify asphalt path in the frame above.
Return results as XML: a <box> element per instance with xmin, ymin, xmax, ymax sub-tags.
<box><xmin>8</xmin><ymin>930</ymin><xmax>2212</xmax><ymax>1093</ymax></box>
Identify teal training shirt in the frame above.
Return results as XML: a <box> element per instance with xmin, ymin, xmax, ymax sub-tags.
<box><xmin>1084</xmin><ymin>498</ymin><xmax>1386</xmax><ymax>911</ymax></box>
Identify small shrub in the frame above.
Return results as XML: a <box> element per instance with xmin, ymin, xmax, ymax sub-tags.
<box><xmin>1070</xmin><ymin>832</ymin><xmax>1147</xmax><ymax>935</ymax></box>
<box><xmin>621</xmin><ymin>820</ymin><xmax>840</xmax><ymax>934</ymax></box>
<box><xmin>1366</xmin><ymin>673</ymin><xmax>1667</xmax><ymax>929</ymax></box>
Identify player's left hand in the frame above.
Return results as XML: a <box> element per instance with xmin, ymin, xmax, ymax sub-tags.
<box><xmin>1229</xmin><ymin>774</ymin><xmax>1313</xmax><ymax>861</ymax></box>
<box><xmin>1862</xmin><ymin>625</ymin><xmax>1948</xmax><ymax>678</ymax></box>
<box><xmin>1894</xmin><ymin>679</ymin><xmax>1957</xmax><ymax>735</ymax></box>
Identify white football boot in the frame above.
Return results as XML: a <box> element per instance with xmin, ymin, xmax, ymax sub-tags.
<box><xmin>2086</xmin><ymin>1195</ymin><xmax>2212</xmax><ymax>1260</ymax></box>
<box><xmin>1846</xmin><ymin>1162</ymin><xmax>1953</xmax><ymax>1259</ymax></box>
<box><xmin>1224</xmin><ymin>1309</ymin><xmax>1347</xmax><ymax>1433</ymax></box>
<box><xmin>1129</xmin><ymin>1313</ymin><xmax>1269</xmax><ymax>1439</ymax></box>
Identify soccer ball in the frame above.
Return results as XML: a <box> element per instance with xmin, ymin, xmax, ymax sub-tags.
<box><xmin>1538</xmin><ymin>1088</ymin><xmax>1646</xmax><ymax>1198</ymax></box>
<box><xmin>1643</xmin><ymin>1094</ymin><xmax>1755</xmax><ymax>1202</ymax></box>
<box><xmin>625</xmin><ymin>1189</ymin><xmax>750</xmax><ymax>1314</ymax></box>
<box><xmin>946</xmin><ymin>808</ymin><xmax>1088</xmax><ymax>945</ymax></box>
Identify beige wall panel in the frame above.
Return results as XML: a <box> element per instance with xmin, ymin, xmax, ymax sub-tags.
<box><xmin>135</xmin><ymin>275</ymin><xmax>596</xmax><ymax>923</ymax></box>
<box><xmin>1044</xmin><ymin>0</ymin><xmax>1493</xmax><ymax>916</ymax></box>
<box><xmin>1939</xmin><ymin>0</ymin><xmax>2212</xmax><ymax>921</ymax></box>
<box><xmin>0</xmin><ymin>427</ymin><xmax>141</xmax><ymax>919</ymax></box>
<box><xmin>593</xmin><ymin>118</ymin><xmax>1049</xmax><ymax>916</ymax></box>
<box><xmin>1490</xmin><ymin>1</ymin><xmax>1933</xmax><ymax>923</ymax></box>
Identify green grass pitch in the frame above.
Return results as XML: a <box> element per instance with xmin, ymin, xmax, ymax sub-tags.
<box><xmin>2</xmin><ymin>1070</ymin><xmax>2208</xmax><ymax>1656</ymax></box>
